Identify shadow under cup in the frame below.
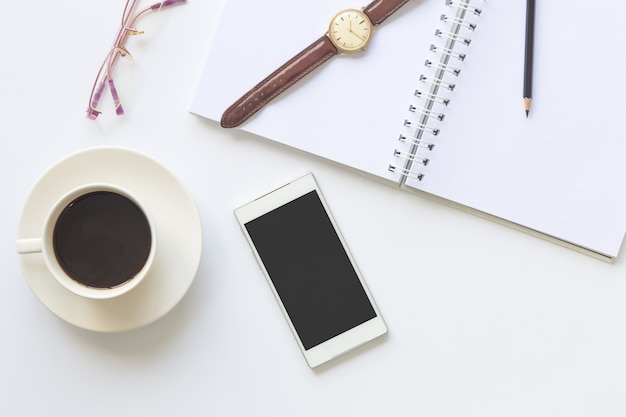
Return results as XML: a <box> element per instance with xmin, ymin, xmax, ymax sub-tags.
<box><xmin>52</xmin><ymin>190</ymin><xmax>153</xmax><ymax>290</ymax></box>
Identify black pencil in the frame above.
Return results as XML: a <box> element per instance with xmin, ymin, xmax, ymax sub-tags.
<box><xmin>523</xmin><ymin>0</ymin><xmax>535</xmax><ymax>117</ymax></box>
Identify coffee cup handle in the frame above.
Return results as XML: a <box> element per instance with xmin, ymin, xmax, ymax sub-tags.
<box><xmin>16</xmin><ymin>238</ymin><xmax>43</xmax><ymax>254</ymax></box>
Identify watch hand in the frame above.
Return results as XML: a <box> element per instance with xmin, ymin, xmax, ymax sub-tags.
<box><xmin>347</xmin><ymin>20</ymin><xmax>365</xmax><ymax>42</ymax></box>
<box><xmin>350</xmin><ymin>30</ymin><xmax>366</xmax><ymax>42</ymax></box>
<box><xmin>346</xmin><ymin>22</ymin><xmax>366</xmax><ymax>42</ymax></box>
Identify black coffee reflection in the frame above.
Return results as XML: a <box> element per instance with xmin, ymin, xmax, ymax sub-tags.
<box><xmin>53</xmin><ymin>191</ymin><xmax>152</xmax><ymax>289</ymax></box>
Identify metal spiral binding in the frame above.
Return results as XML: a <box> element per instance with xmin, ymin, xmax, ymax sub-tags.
<box><xmin>425</xmin><ymin>59</ymin><xmax>461</xmax><ymax>76</ymax></box>
<box><xmin>445</xmin><ymin>0</ymin><xmax>482</xmax><ymax>15</ymax></box>
<box><xmin>394</xmin><ymin>150</ymin><xmax>429</xmax><ymax>166</ymax></box>
<box><xmin>408</xmin><ymin>104</ymin><xmax>445</xmax><ymax>121</ymax></box>
<box><xmin>403</xmin><ymin>119</ymin><xmax>440</xmax><ymax>136</ymax></box>
<box><xmin>419</xmin><ymin>75</ymin><xmax>456</xmax><ymax>91</ymax></box>
<box><xmin>399</xmin><ymin>134</ymin><xmax>436</xmax><ymax>149</ymax></box>
<box><xmin>414</xmin><ymin>89</ymin><xmax>450</xmax><ymax>106</ymax></box>
<box><xmin>430</xmin><ymin>44</ymin><xmax>466</xmax><ymax>61</ymax></box>
<box><xmin>440</xmin><ymin>14</ymin><xmax>476</xmax><ymax>30</ymax></box>
<box><xmin>390</xmin><ymin>0</ymin><xmax>484</xmax><ymax>185</ymax></box>
<box><xmin>435</xmin><ymin>29</ymin><xmax>472</xmax><ymax>46</ymax></box>
<box><xmin>388</xmin><ymin>165</ymin><xmax>424</xmax><ymax>181</ymax></box>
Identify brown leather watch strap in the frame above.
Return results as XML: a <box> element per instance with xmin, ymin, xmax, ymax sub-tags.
<box><xmin>221</xmin><ymin>36</ymin><xmax>338</xmax><ymax>128</ymax></box>
<box><xmin>221</xmin><ymin>0</ymin><xmax>411</xmax><ymax>128</ymax></box>
<box><xmin>363</xmin><ymin>0</ymin><xmax>411</xmax><ymax>26</ymax></box>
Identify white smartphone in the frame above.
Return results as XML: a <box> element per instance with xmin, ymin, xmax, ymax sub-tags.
<box><xmin>234</xmin><ymin>173</ymin><xmax>387</xmax><ymax>368</ymax></box>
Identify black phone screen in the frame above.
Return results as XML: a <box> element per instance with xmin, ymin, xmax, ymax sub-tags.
<box><xmin>244</xmin><ymin>190</ymin><xmax>377</xmax><ymax>350</ymax></box>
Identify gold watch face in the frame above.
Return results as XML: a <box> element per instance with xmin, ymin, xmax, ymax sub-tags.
<box><xmin>328</xmin><ymin>9</ymin><xmax>373</xmax><ymax>53</ymax></box>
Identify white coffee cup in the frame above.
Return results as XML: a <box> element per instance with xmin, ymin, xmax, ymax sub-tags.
<box><xmin>16</xmin><ymin>183</ymin><xmax>157</xmax><ymax>300</ymax></box>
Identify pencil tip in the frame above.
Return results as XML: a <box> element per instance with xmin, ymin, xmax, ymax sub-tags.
<box><xmin>523</xmin><ymin>98</ymin><xmax>532</xmax><ymax>117</ymax></box>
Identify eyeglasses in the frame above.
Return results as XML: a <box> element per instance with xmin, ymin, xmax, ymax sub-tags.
<box><xmin>86</xmin><ymin>0</ymin><xmax>187</xmax><ymax>120</ymax></box>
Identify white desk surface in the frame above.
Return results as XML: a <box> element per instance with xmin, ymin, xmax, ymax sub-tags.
<box><xmin>2</xmin><ymin>1</ymin><xmax>626</xmax><ymax>416</ymax></box>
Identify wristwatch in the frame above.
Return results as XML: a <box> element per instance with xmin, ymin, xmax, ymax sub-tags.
<box><xmin>220</xmin><ymin>0</ymin><xmax>411</xmax><ymax>128</ymax></box>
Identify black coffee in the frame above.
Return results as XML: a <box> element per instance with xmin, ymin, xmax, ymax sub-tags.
<box><xmin>53</xmin><ymin>191</ymin><xmax>152</xmax><ymax>289</ymax></box>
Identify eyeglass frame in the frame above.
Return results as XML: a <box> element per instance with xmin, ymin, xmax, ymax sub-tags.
<box><xmin>86</xmin><ymin>0</ymin><xmax>187</xmax><ymax>120</ymax></box>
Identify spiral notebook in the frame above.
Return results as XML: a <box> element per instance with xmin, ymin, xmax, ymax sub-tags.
<box><xmin>191</xmin><ymin>0</ymin><xmax>626</xmax><ymax>261</ymax></box>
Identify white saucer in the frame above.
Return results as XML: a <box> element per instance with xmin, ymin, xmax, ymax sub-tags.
<box><xmin>16</xmin><ymin>147</ymin><xmax>203</xmax><ymax>332</ymax></box>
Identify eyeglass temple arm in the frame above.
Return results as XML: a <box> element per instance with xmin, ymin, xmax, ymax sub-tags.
<box><xmin>113</xmin><ymin>0</ymin><xmax>187</xmax><ymax>63</ymax></box>
<box><xmin>151</xmin><ymin>0</ymin><xmax>187</xmax><ymax>10</ymax></box>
